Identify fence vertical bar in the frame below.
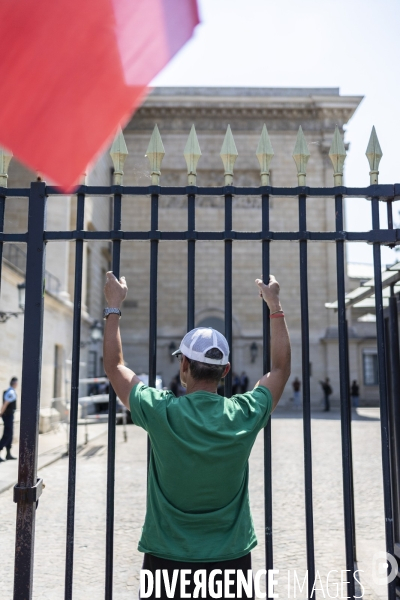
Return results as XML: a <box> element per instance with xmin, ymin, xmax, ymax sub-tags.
<box><xmin>335</xmin><ymin>194</ymin><xmax>356</xmax><ymax>596</ymax></box>
<box><xmin>64</xmin><ymin>191</ymin><xmax>85</xmax><ymax>600</ymax></box>
<box><xmin>224</xmin><ymin>191</ymin><xmax>233</xmax><ymax>397</ymax></box>
<box><xmin>147</xmin><ymin>191</ymin><xmax>159</xmax><ymax>466</ymax></box>
<box><xmin>149</xmin><ymin>192</ymin><xmax>158</xmax><ymax>388</ymax></box>
<box><xmin>13</xmin><ymin>181</ymin><xmax>47</xmax><ymax>600</ymax></box>
<box><xmin>146</xmin><ymin>125</ymin><xmax>163</xmax><ymax>468</ymax></box>
<box><xmin>298</xmin><ymin>193</ymin><xmax>315</xmax><ymax>597</ymax></box>
<box><xmin>388</xmin><ymin>292</ymin><xmax>400</xmax><ymax>543</ymax></box>
<box><xmin>184</xmin><ymin>125</ymin><xmax>200</xmax><ymax>333</ymax></box>
<box><xmin>105</xmin><ymin>190</ymin><xmax>122</xmax><ymax>600</ymax></box>
<box><xmin>146</xmin><ymin>124</ymin><xmax>163</xmax><ymax>392</ymax></box>
<box><xmin>187</xmin><ymin>192</ymin><xmax>195</xmax><ymax>331</ymax></box>
<box><xmin>220</xmin><ymin>125</ymin><xmax>236</xmax><ymax>397</ymax></box>
<box><xmin>344</xmin><ymin>319</ymin><xmax>357</xmax><ymax>561</ymax></box>
<box><xmin>371</xmin><ymin>197</ymin><xmax>396</xmax><ymax>599</ymax></box>
<box><xmin>261</xmin><ymin>193</ymin><xmax>273</xmax><ymax>585</ymax></box>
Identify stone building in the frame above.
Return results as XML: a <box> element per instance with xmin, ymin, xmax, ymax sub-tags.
<box><xmin>325</xmin><ymin>260</ymin><xmax>400</xmax><ymax>406</ymax></box>
<box><xmin>118</xmin><ymin>87</ymin><xmax>363</xmax><ymax>404</ymax></box>
<box><xmin>1</xmin><ymin>86</ymin><xmax>372</xmax><ymax>417</ymax></box>
<box><xmin>0</xmin><ymin>155</ymin><xmax>111</xmax><ymax>429</ymax></box>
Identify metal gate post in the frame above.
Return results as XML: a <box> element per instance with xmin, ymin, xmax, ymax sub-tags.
<box><xmin>388</xmin><ymin>293</ymin><xmax>400</xmax><ymax>576</ymax></box>
<box><xmin>65</xmin><ymin>191</ymin><xmax>85</xmax><ymax>600</ymax></box>
<box><xmin>371</xmin><ymin>197</ymin><xmax>396</xmax><ymax>599</ymax></box>
<box><xmin>261</xmin><ymin>193</ymin><xmax>273</xmax><ymax>580</ymax></box>
<box><xmin>13</xmin><ymin>181</ymin><xmax>47</xmax><ymax>600</ymax></box>
<box><xmin>335</xmin><ymin>193</ymin><xmax>356</xmax><ymax>596</ymax></box>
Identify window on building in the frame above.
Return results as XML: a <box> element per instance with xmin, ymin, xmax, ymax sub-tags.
<box><xmin>53</xmin><ymin>345</ymin><xmax>63</xmax><ymax>398</ymax></box>
<box><xmin>363</xmin><ymin>350</ymin><xmax>378</xmax><ymax>385</ymax></box>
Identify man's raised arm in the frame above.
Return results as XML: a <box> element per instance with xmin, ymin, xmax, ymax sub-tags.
<box><xmin>255</xmin><ymin>276</ymin><xmax>291</xmax><ymax>411</ymax></box>
<box><xmin>103</xmin><ymin>272</ymin><xmax>141</xmax><ymax>408</ymax></box>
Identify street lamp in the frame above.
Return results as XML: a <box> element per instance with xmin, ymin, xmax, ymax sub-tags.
<box><xmin>80</xmin><ymin>320</ymin><xmax>104</xmax><ymax>348</ymax></box>
<box><xmin>0</xmin><ymin>280</ymin><xmax>25</xmax><ymax>323</ymax></box>
<box><xmin>90</xmin><ymin>320</ymin><xmax>103</xmax><ymax>343</ymax></box>
<box><xmin>18</xmin><ymin>281</ymin><xmax>26</xmax><ymax>311</ymax></box>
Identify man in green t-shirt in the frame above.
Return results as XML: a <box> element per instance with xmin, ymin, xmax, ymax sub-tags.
<box><xmin>103</xmin><ymin>273</ymin><xmax>291</xmax><ymax>600</ymax></box>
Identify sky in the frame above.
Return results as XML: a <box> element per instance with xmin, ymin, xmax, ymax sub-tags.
<box><xmin>152</xmin><ymin>0</ymin><xmax>400</xmax><ymax>266</ymax></box>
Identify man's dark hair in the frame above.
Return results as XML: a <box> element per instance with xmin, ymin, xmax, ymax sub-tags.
<box><xmin>10</xmin><ymin>377</ymin><xmax>18</xmax><ymax>385</ymax></box>
<box><xmin>187</xmin><ymin>348</ymin><xmax>226</xmax><ymax>383</ymax></box>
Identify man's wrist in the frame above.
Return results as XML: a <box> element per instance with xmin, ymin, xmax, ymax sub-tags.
<box><xmin>267</xmin><ymin>301</ymin><xmax>282</xmax><ymax>313</ymax></box>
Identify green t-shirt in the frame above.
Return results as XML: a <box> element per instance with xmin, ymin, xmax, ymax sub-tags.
<box><xmin>129</xmin><ymin>382</ymin><xmax>273</xmax><ymax>562</ymax></box>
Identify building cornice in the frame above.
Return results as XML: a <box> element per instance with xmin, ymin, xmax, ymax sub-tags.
<box><xmin>127</xmin><ymin>88</ymin><xmax>363</xmax><ymax>133</ymax></box>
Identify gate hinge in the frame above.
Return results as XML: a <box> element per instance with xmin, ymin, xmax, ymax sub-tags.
<box><xmin>13</xmin><ymin>478</ymin><xmax>44</xmax><ymax>504</ymax></box>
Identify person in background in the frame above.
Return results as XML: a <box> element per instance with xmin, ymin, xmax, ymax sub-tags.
<box><xmin>351</xmin><ymin>380</ymin><xmax>360</xmax><ymax>409</ymax></box>
<box><xmin>319</xmin><ymin>377</ymin><xmax>333</xmax><ymax>412</ymax></box>
<box><xmin>98</xmin><ymin>379</ymin><xmax>109</xmax><ymax>395</ymax></box>
<box><xmin>240</xmin><ymin>371</ymin><xmax>249</xmax><ymax>393</ymax></box>
<box><xmin>292</xmin><ymin>377</ymin><xmax>301</xmax><ymax>408</ymax></box>
<box><xmin>232</xmin><ymin>372</ymin><xmax>240</xmax><ymax>395</ymax></box>
<box><xmin>0</xmin><ymin>377</ymin><xmax>18</xmax><ymax>462</ymax></box>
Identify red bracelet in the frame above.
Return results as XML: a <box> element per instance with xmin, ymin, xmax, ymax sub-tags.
<box><xmin>270</xmin><ymin>312</ymin><xmax>285</xmax><ymax>319</ymax></box>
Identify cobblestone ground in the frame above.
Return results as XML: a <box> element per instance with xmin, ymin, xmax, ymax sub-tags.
<box><xmin>0</xmin><ymin>409</ymin><xmax>387</xmax><ymax>599</ymax></box>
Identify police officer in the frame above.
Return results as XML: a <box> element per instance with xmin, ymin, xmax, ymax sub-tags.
<box><xmin>0</xmin><ymin>376</ymin><xmax>18</xmax><ymax>461</ymax></box>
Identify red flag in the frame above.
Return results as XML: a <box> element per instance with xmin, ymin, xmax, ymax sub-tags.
<box><xmin>0</xmin><ymin>0</ymin><xmax>199</xmax><ymax>190</ymax></box>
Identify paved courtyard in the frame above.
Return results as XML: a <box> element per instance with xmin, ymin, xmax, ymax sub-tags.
<box><xmin>0</xmin><ymin>408</ymin><xmax>388</xmax><ymax>599</ymax></box>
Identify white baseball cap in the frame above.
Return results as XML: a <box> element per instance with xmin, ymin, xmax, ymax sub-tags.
<box><xmin>172</xmin><ymin>327</ymin><xmax>230</xmax><ymax>365</ymax></box>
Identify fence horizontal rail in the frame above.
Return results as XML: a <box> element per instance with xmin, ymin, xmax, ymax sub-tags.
<box><xmin>2</xmin><ymin>184</ymin><xmax>400</xmax><ymax>199</ymax></box>
<box><xmin>0</xmin><ymin>233</ymin><xmax>27</xmax><ymax>242</ymax></box>
<box><xmin>0</xmin><ymin>230</ymin><xmax>398</xmax><ymax>244</ymax></box>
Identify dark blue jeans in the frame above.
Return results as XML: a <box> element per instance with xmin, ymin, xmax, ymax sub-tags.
<box><xmin>0</xmin><ymin>414</ymin><xmax>14</xmax><ymax>451</ymax></box>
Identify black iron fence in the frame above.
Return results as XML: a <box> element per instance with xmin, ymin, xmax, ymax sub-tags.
<box><xmin>0</xmin><ymin>126</ymin><xmax>399</xmax><ymax>599</ymax></box>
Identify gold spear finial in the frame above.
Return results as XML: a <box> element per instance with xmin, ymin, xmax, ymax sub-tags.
<box><xmin>256</xmin><ymin>124</ymin><xmax>274</xmax><ymax>185</ymax></box>
<box><xmin>146</xmin><ymin>124</ymin><xmax>165</xmax><ymax>185</ymax></box>
<box><xmin>292</xmin><ymin>126</ymin><xmax>310</xmax><ymax>186</ymax></box>
<box><xmin>329</xmin><ymin>126</ymin><xmax>347</xmax><ymax>186</ymax></box>
<box><xmin>184</xmin><ymin>125</ymin><xmax>202</xmax><ymax>185</ymax></box>
<box><xmin>110</xmin><ymin>127</ymin><xmax>129</xmax><ymax>185</ymax></box>
<box><xmin>365</xmin><ymin>126</ymin><xmax>382</xmax><ymax>184</ymax></box>
<box><xmin>220</xmin><ymin>125</ymin><xmax>238</xmax><ymax>185</ymax></box>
